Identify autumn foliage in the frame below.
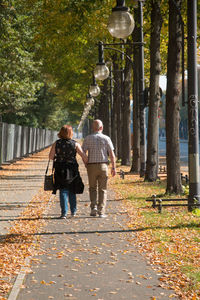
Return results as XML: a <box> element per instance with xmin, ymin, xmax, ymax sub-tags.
<box><xmin>110</xmin><ymin>166</ymin><xmax>200</xmax><ymax>300</ymax></box>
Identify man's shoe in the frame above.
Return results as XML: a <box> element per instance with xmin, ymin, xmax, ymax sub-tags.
<box><xmin>99</xmin><ymin>214</ymin><xmax>107</xmax><ymax>218</ymax></box>
<box><xmin>90</xmin><ymin>212</ymin><xmax>97</xmax><ymax>217</ymax></box>
<box><xmin>90</xmin><ymin>209</ymin><xmax>97</xmax><ymax>217</ymax></box>
<box><xmin>71</xmin><ymin>212</ymin><xmax>76</xmax><ymax>217</ymax></box>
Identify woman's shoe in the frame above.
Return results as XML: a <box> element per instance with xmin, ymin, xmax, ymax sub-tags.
<box><xmin>60</xmin><ymin>215</ymin><xmax>66</xmax><ymax>219</ymax></box>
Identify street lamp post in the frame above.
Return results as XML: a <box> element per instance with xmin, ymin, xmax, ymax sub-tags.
<box><xmin>187</xmin><ymin>0</ymin><xmax>200</xmax><ymax>209</ymax></box>
<box><xmin>94</xmin><ymin>42</ymin><xmax>110</xmax><ymax>81</ymax></box>
<box><xmin>108</xmin><ymin>0</ymin><xmax>146</xmax><ymax>175</ymax></box>
<box><xmin>89</xmin><ymin>73</ymin><xmax>101</xmax><ymax>97</ymax></box>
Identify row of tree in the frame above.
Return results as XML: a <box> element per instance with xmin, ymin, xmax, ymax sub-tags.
<box><xmin>0</xmin><ymin>0</ymin><xmax>199</xmax><ymax>194</ymax></box>
<box><xmin>83</xmin><ymin>0</ymin><xmax>200</xmax><ymax>194</ymax></box>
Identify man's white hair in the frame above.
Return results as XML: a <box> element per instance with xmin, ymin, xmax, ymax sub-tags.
<box><xmin>93</xmin><ymin>119</ymin><xmax>103</xmax><ymax>131</ymax></box>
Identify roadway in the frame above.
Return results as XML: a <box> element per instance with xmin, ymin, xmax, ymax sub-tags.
<box><xmin>158</xmin><ymin>138</ymin><xmax>190</xmax><ymax>173</ymax></box>
<box><xmin>159</xmin><ymin>138</ymin><xmax>188</xmax><ymax>164</ymax></box>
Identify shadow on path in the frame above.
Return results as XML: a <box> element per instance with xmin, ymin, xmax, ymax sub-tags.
<box><xmin>1</xmin><ymin>220</ymin><xmax>199</xmax><ymax>245</ymax></box>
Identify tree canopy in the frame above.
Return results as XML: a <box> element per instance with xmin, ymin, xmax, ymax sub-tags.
<box><xmin>0</xmin><ymin>0</ymin><xmax>199</xmax><ymax>129</ymax></box>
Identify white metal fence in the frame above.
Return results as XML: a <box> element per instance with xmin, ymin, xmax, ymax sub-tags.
<box><xmin>0</xmin><ymin>122</ymin><xmax>57</xmax><ymax>166</ymax></box>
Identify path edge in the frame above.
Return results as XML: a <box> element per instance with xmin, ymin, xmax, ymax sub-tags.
<box><xmin>7</xmin><ymin>194</ymin><xmax>56</xmax><ymax>300</ymax></box>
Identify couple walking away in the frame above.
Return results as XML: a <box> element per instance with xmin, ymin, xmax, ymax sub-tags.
<box><xmin>49</xmin><ymin>119</ymin><xmax>116</xmax><ymax>219</ymax></box>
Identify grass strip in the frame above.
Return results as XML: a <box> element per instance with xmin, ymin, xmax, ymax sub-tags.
<box><xmin>110</xmin><ymin>166</ymin><xmax>200</xmax><ymax>300</ymax></box>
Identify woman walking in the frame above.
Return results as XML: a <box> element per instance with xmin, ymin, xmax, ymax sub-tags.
<box><xmin>49</xmin><ymin>125</ymin><xmax>87</xmax><ymax>218</ymax></box>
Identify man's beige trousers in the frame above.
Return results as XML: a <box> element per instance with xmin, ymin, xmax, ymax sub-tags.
<box><xmin>87</xmin><ymin>163</ymin><xmax>108</xmax><ymax>215</ymax></box>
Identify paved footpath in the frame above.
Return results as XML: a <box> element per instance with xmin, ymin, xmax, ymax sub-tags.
<box><xmin>0</xmin><ymin>149</ymin><xmax>50</xmax><ymax>236</ymax></box>
<box><xmin>1</xmin><ymin>150</ymin><xmax>177</xmax><ymax>300</ymax></box>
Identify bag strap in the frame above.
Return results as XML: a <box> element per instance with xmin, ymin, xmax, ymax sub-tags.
<box><xmin>45</xmin><ymin>159</ymin><xmax>54</xmax><ymax>175</ymax></box>
<box><xmin>45</xmin><ymin>160</ymin><xmax>50</xmax><ymax>175</ymax></box>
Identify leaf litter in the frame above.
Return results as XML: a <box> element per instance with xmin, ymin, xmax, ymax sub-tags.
<box><xmin>1</xmin><ymin>151</ymin><xmax>200</xmax><ymax>299</ymax></box>
<box><xmin>0</xmin><ymin>149</ymin><xmax>54</xmax><ymax>298</ymax></box>
<box><xmin>109</xmin><ymin>165</ymin><xmax>200</xmax><ymax>300</ymax></box>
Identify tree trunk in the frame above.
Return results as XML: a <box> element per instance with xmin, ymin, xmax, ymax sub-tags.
<box><xmin>109</xmin><ymin>65</ymin><xmax>113</xmax><ymax>138</ymax></box>
<box><xmin>113</xmin><ymin>55</ymin><xmax>122</xmax><ymax>159</ymax></box>
<box><xmin>138</xmin><ymin>1</ymin><xmax>146</xmax><ymax>177</ymax></box>
<box><xmin>98</xmin><ymin>78</ymin><xmax>110</xmax><ymax>136</ymax></box>
<box><xmin>166</xmin><ymin>0</ymin><xmax>183</xmax><ymax>193</ymax></box>
<box><xmin>145</xmin><ymin>0</ymin><xmax>163</xmax><ymax>181</ymax></box>
<box><xmin>110</xmin><ymin>55</ymin><xmax>118</xmax><ymax>154</ymax></box>
<box><xmin>130</xmin><ymin>12</ymin><xmax>140</xmax><ymax>173</ymax></box>
<box><xmin>110</xmin><ymin>64</ymin><xmax>116</xmax><ymax>148</ymax></box>
<box><xmin>121</xmin><ymin>44</ymin><xmax>132</xmax><ymax>166</ymax></box>
<box><xmin>117</xmin><ymin>72</ymin><xmax>122</xmax><ymax>160</ymax></box>
<box><xmin>93</xmin><ymin>97</ymin><xmax>98</xmax><ymax>120</ymax></box>
<box><xmin>89</xmin><ymin>119</ymin><xmax>93</xmax><ymax>134</ymax></box>
<box><xmin>82</xmin><ymin>120</ymin><xmax>89</xmax><ymax>138</ymax></box>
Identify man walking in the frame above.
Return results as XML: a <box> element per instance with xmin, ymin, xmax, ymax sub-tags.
<box><xmin>82</xmin><ymin>119</ymin><xmax>116</xmax><ymax>218</ymax></box>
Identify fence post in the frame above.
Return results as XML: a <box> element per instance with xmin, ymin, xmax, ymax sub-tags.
<box><xmin>0</xmin><ymin>122</ymin><xmax>3</xmax><ymax>167</ymax></box>
<box><xmin>5</xmin><ymin>123</ymin><xmax>15</xmax><ymax>162</ymax></box>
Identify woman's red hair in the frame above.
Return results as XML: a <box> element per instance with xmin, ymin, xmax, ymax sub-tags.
<box><xmin>58</xmin><ymin>125</ymin><xmax>73</xmax><ymax>139</ymax></box>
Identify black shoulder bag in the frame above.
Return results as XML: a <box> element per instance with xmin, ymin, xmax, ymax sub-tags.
<box><xmin>44</xmin><ymin>159</ymin><xmax>54</xmax><ymax>191</ymax></box>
